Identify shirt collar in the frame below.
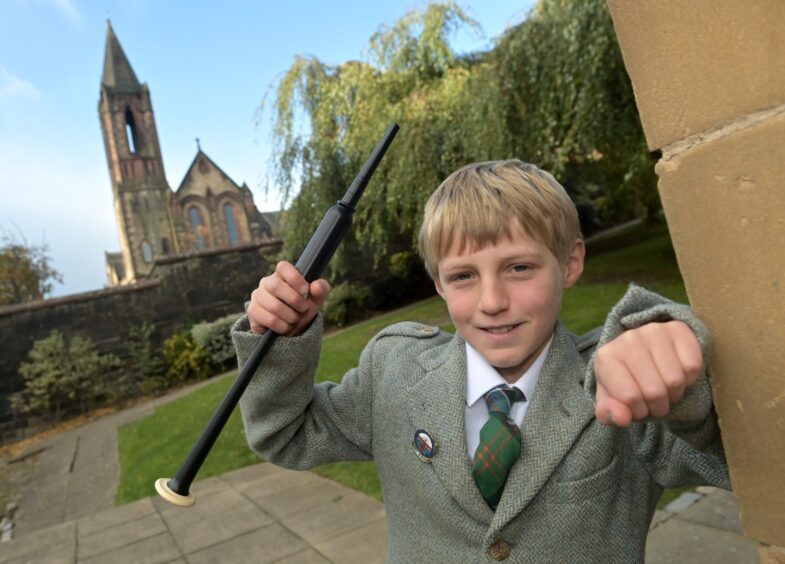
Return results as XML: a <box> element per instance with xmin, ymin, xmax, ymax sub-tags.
<box><xmin>465</xmin><ymin>335</ymin><xmax>553</xmax><ymax>408</ymax></box>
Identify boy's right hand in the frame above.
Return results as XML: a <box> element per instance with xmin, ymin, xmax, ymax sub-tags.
<box><xmin>247</xmin><ymin>261</ymin><xmax>331</xmax><ymax>337</ymax></box>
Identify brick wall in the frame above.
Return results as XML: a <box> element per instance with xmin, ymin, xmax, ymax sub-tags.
<box><xmin>0</xmin><ymin>240</ymin><xmax>281</xmax><ymax>443</ymax></box>
<box><xmin>608</xmin><ymin>0</ymin><xmax>785</xmax><ymax>551</ymax></box>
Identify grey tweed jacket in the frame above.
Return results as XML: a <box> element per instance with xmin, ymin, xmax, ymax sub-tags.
<box><xmin>232</xmin><ymin>285</ymin><xmax>729</xmax><ymax>563</ymax></box>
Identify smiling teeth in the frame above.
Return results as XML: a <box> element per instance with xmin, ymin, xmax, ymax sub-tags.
<box><xmin>486</xmin><ymin>325</ymin><xmax>516</xmax><ymax>334</ymax></box>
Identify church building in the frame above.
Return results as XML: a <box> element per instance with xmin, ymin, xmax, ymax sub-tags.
<box><xmin>99</xmin><ymin>21</ymin><xmax>275</xmax><ymax>286</ymax></box>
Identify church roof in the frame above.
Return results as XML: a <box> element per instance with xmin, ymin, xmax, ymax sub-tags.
<box><xmin>102</xmin><ymin>20</ymin><xmax>141</xmax><ymax>93</ymax></box>
<box><xmin>176</xmin><ymin>148</ymin><xmax>243</xmax><ymax>197</ymax></box>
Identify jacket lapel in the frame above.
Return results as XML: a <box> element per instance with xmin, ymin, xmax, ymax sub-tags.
<box><xmin>491</xmin><ymin>321</ymin><xmax>596</xmax><ymax>530</ymax></box>
<box><xmin>407</xmin><ymin>333</ymin><xmax>494</xmax><ymax>524</ymax></box>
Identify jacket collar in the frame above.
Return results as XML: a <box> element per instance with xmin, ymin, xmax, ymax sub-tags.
<box><xmin>407</xmin><ymin>321</ymin><xmax>595</xmax><ymax>527</ymax></box>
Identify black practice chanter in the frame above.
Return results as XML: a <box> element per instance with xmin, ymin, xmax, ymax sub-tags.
<box><xmin>156</xmin><ymin>123</ymin><xmax>399</xmax><ymax>506</ymax></box>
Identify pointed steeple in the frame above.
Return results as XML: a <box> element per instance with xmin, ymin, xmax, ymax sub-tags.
<box><xmin>102</xmin><ymin>20</ymin><xmax>141</xmax><ymax>92</ymax></box>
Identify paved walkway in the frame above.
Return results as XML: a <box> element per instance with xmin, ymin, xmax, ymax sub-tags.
<box><xmin>0</xmin><ymin>378</ymin><xmax>761</xmax><ymax>563</ymax></box>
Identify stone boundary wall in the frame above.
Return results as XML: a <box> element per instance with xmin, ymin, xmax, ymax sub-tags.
<box><xmin>0</xmin><ymin>239</ymin><xmax>282</xmax><ymax>443</ymax></box>
<box><xmin>607</xmin><ymin>0</ymin><xmax>785</xmax><ymax>556</ymax></box>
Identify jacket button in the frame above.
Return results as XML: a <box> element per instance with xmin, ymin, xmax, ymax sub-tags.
<box><xmin>489</xmin><ymin>539</ymin><xmax>511</xmax><ymax>560</ymax></box>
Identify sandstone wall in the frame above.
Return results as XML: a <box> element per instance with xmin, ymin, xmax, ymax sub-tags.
<box><xmin>608</xmin><ymin>0</ymin><xmax>785</xmax><ymax>555</ymax></box>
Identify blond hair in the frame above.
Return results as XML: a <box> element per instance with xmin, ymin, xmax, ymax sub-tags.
<box><xmin>418</xmin><ymin>160</ymin><xmax>582</xmax><ymax>279</ymax></box>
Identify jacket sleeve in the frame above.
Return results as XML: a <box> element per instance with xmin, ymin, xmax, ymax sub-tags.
<box><xmin>583</xmin><ymin>284</ymin><xmax>730</xmax><ymax>489</ymax></box>
<box><xmin>231</xmin><ymin>313</ymin><xmax>375</xmax><ymax>469</ymax></box>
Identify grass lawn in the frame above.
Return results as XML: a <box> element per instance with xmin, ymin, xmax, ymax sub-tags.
<box><xmin>117</xmin><ymin>228</ymin><xmax>692</xmax><ymax>509</ymax></box>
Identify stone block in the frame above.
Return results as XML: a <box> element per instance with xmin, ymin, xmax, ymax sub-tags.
<box><xmin>273</xmin><ymin>549</ymin><xmax>332</xmax><ymax>563</ymax></box>
<box><xmin>219</xmin><ymin>460</ymin><xmax>284</xmax><ymax>488</ymax></box>
<box><xmin>186</xmin><ymin>522</ymin><xmax>306</xmax><ymax>564</ymax></box>
<box><xmin>664</xmin><ymin>492</ymin><xmax>703</xmax><ymax>514</ymax></box>
<box><xmin>252</xmin><ymin>477</ymin><xmax>357</xmax><ymax>521</ymax></box>
<box><xmin>646</xmin><ymin>519</ymin><xmax>759</xmax><ymax>564</ymax></box>
<box><xmin>165</xmin><ymin>501</ymin><xmax>273</xmax><ymax>554</ymax></box>
<box><xmin>0</xmin><ymin>521</ymin><xmax>75</xmax><ymax>563</ymax></box>
<box><xmin>314</xmin><ymin>517</ymin><xmax>388</xmax><ymax>564</ymax></box>
<box><xmin>607</xmin><ymin>0</ymin><xmax>785</xmax><ymax>149</ymax></box>
<box><xmin>80</xmin><ymin>531</ymin><xmax>182</xmax><ymax>564</ymax></box>
<box><xmin>280</xmin><ymin>491</ymin><xmax>386</xmax><ymax>545</ymax></box>
<box><xmin>678</xmin><ymin>490</ymin><xmax>744</xmax><ymax>534</ymax></box>
<box><xmin>760</xmin><ymin>544</ymin><xmax>785</xmax><ymax>564</ymax></box>
<box><xmin>655</xmin><ymin>110</ymin><xmax>785</xmax><ymax>546</ymax></box>
<box><xmin>235</xmin><ymin>467</ymin><xmax>320</xmax><ymax>504</ymax></box>
<box><xmin>78</xmin><ymin>513</ymin><xmax>167</xmax><ymax>559</ymax></box>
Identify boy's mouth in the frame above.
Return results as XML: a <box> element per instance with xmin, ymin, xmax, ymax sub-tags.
<box><xmin>480</xmin><ymin>323</ymin><xmax>522</xmax><ymax>335</ymax></box>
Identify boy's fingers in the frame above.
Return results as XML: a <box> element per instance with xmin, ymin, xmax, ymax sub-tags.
<box><xmin>595</xmin><ymin>349</ymin><xmax>649</xmax><ymax>421</ymax></box>
<box><xmin>648</xmin><ymin>331</ymin><xmax>688</xmax><ymax>404</ymax></box>
<box><xmin>622</xmin><ymin>347</ymin><xmax>671</xmax><ymax>419</ymax></box>
<box><xmin>261</xmin><ymin>271</ymin><xmax>309</xmax><ymax>314</ymax></box>
<box><xmin>669</xmin><ymin>321</ymin><xmax>704</xmax><ymax>386</ymax></box>
<box><xmin>257</xmin><ymin>290</ymin><xmax>301</xmax><ymax>327</ymax></box>
<box><xmin>275</xmin><ymin>261</ymin><xmax>310</xmax><ymax>297</ymax></box>
<box><xmin>595</xmin><ymin>382</ymin><xmax>633</xmax><ymax>427</ymax></box>
<box><xmin>308</xmin><ymin>279</ymin><xmax>332</xmax><ymax>308</ymax></box>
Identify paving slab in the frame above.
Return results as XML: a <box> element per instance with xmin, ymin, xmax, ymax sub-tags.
<box><xmin>79</xmin><ymin>531</ymin><xmax>182</xmax><ymax>564</ymax></box>
<box><xmin>646</xmin><ymin>517</ymin><xmax>759</xmax><ymax>564</ymax></box>
<box><xmin>77</xmin><ymin>497</ymin><xmax>156</xmax><ymax>537</ymax></box>
<box><xmin>677</xmin><ymin>489</ymin><xmax>745</xmax><ymax>533</ymax></box>
<box><xmin>64</xmin><ymin>420</ymin><xmax>119</xmax><ymax>522</ymax></box>
<box><xmin>251</xmin><ymin>476</ymin><xmax>356</xmax><ymax>521</ymax></box>
<box><xmin>219</xmin><ymin>461</ymin><xmax>285</xmax><ymax>487</ymax></box>
<box><xmin>12</xmin><ymin>436</ymin><xmax>75</xmax><ymax>535</ymax></box>
<box><xmin>314</xmin><ymin>515</ymin><xmax>388</xmax><ymax>564</ymax></box>
<box><xmin>235</xmin><ymin>469</ymin><xmax>321</xmax><ymax>508</ymax></box>
<box><xmin>186</xmin><ymin>522</ymin><xmax>307</xmax><ymax>564</ymax></box>
<box><xmin>166</xmin><ymin>500</ymin><xmax>273</xmax><ymax>554</ymax></box>
<box><xmin>0</xmin><ymin>521</ymin><xmax>75</xmax><ymax>564</ymax></box>
<box><xmin>281</xmin><ymin>491</ymin><xmax>387</xmax><ymax>546</ymax></box>
<box><xmin>78</xmin><ymin>512</ymin><xmax>167</xmax><ymax>560</ymax></box>
<box><xmin>273</xmin><ymin>548</ymin><xmax>332</xmax><ymax>563</ymax></box>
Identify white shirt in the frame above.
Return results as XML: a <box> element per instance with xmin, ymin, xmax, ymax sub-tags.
<box><xmin>464</xmin><ymin>337</ymin><xmax>553</xmax><ymax>460</ymax></box>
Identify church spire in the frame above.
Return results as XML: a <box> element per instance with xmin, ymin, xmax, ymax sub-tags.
<box><xmin>102</xmin><ymin>20</ymin><xmax>141</xmax><ymax>92</ymax></box>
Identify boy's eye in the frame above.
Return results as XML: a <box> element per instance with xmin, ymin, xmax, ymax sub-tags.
<box><xmin>452</xmin><ymin>272</ymin><xmax>472</xmax><ymax>282</ymax></box>
<box><xmin>512</xmin><ymin>264</ymin><xmax>529</xmax><ymax>273</ymax></box>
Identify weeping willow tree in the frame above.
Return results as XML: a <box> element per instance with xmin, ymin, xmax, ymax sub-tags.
<box><xmin>263</xmin><ymin>0</ymin><xmax>657</xmax><ymax>314</ymax></box>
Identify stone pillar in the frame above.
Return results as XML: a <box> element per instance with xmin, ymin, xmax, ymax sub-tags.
<box><xmin>606</xmin><ymin>0</ymin><xmax>785</xmax><ymax>557</ymax></box>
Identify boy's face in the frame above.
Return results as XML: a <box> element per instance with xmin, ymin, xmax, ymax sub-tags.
<box><xmin>434</xmin><ymin>220</ymin><xmax>584</xmax><ymax>383</ymax></box>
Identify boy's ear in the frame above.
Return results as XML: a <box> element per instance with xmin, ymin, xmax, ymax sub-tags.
<box><xmin>562</xmin><ymin>239</ymin><xmax>585</xmax><ymax>289</ymax></box>
<box><xmin>434</xmin><ymin>277</ymin><xmax>445</xmax><ymax>299</ymax></box>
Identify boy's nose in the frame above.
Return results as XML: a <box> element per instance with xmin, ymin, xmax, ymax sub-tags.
<box><xmin>478</xmin><ymin>280</ymin><xmax>509</xmax><ymax>315</ymax></box>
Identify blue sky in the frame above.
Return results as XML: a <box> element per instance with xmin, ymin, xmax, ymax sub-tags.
<box><xmin>0</xmin><ymin>0</ymin><xmax>534</xmax><ymax>297</ymax></box>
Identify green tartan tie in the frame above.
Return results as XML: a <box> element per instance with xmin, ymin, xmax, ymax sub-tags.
<box><xmin>472</xmin><ymin>385</ymin><xmax>525</xmax><ymax>510</ymax></box>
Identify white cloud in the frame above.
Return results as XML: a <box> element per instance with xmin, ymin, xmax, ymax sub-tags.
<box><xmin>0</xmin><ymin>67</ymin><xmax>40</xmax><ymax>104</ymax></box>
<box><xmin>50</xmin><ymin>0</ymin><xmax>83</xmax><ymax>26</ymax></box>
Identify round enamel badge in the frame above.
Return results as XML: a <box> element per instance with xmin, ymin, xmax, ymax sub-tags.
<box><xmin>413</xmin><ymin>429</ymin><xmax>437</xmax><ymax>462</ymax></box>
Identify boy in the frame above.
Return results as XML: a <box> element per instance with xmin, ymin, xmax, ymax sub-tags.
<box><xmin>232</xmin><ymin>160</ymin><xmax>728</xmax><ymax>563</ymax></box>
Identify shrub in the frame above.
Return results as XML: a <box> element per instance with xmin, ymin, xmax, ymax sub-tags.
<box><xmin>162</xmin><ymin>330</ymin><xmax>213</xmax><ymax>385</ymax></box>
<box><xmin>14</xmin><ymin>331</ymin><xmax>120</xmax><ymax>420</ymax></box>
<box><xmin>191</xmin><ymin>312</ymin><xmax>243</xmax><ymax>371</ymax></box>
<box><xmin>323</xmin><ymin>281</ymin><xmax>371</xmax><ymax>327</ymax></box>
<box><xmin>127</xmin><ymin>322</ymin><xmax>167</xmax><ymax>394</ymax></box>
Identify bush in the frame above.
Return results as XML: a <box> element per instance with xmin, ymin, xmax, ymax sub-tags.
<box><xmin>127</xmin><ymin>322</ymin><xmax>167</xmax><ymax>394</ymax></box>
<box><xmin>191</xmin><ymin>312</ymin><xmax>243</xmax><ymax>371</ymax></box>
<box><xmin>162</xmin><ymin>330</ymin><xmax>213</xmax><ymax>385</ymax></box>
<box><xmin>14</xmin><ymin>331</ymin><xmax>120</xmax><ymax>420</ymax></box>
<box><xmin>323</xmin><ymin>281</ymin><xmax>371</xmax><ymax>327</ymax></box>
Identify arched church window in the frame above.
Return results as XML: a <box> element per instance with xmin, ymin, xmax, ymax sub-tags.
<box><xmin>161</xmin><ymin>238</ymin><xmax>171</xmax><ymax>256</ymax></box>
<box><xmin>124</xmin><ymin>107</ymin><xmax>140</xmax><ymax>155</ymax></box>
<box><xmin>223</xmin><ymin>203</ymin><xmax>240</xmax><ymax>245</ymax></box>
<box><xmin>189</xmin><ymin>206</ymin><xmax>206</xmax><ymax>250</ymax></box>
<box><xmin>141</xmin><ymin>241</ymin><xmax>153</xmax><ymax>263</ymax></box>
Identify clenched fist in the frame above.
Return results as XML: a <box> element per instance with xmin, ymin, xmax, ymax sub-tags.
<box><xmin>247</xmin><ymin>261</ymin><xmax>332</xmax><ymax>337</ymax></box>
<box><xmin>594</xmin><ymin>320</ymin><xmax>704</xmax><ymax>427</ymax></box>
